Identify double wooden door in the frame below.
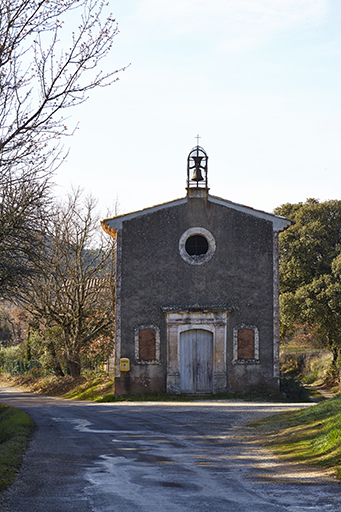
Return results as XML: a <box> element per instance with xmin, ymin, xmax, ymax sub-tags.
<box><xmin>180</xmin><ymin>329</ymin><xmax>213</xmax><ymax>393</ymax></box>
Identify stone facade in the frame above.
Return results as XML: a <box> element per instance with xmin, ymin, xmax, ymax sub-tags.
<box><xmin>101</xmin><ymin>167</ymin><xmax>291</xmax><ymax>395</ymax></box>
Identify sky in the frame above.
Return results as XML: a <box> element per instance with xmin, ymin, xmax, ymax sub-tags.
<box><xmin>55</xmin><ymin>0</ymin><xmax>341</xmax><ymax>217</ymax></box>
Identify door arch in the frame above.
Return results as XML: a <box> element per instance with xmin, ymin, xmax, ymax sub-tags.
<box><xmin>180</xmin><ymin>329</ymin><xmax>213</xmax><ymax>393</ymax></box>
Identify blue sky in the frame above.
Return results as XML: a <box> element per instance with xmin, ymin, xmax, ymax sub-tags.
<box><xmin>56</xmin><ymin>0</ymin><xmax>341</xmax><ymax>216</ymax></box>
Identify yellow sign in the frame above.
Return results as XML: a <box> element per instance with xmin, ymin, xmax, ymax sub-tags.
<box><xmin>120</xmin><ymin>358</ymin><xmax>130</xmax><ymax>372</ymax></box>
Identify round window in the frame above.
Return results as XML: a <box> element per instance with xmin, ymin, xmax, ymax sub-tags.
<box><xmin>185</xmin><ymin>235</ymin><xmax>209</xmax><ymax>256</ymax></box>
<box><xmin>179</xmin><ymin>227</ymin><xmax>216</xmax><ymax>265</ymax></box>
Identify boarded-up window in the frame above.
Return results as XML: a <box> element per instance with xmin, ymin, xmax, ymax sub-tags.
<box><xmin>237</xmin><ymin>328</ymin><xmax>255</xmax><ymax>360</ymax></box>
<box><xmin>139</xmin><ymin>328</ymin><xmax>156</xmax><ymax>361</ymax></box>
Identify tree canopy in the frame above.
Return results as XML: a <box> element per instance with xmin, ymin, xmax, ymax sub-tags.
<box><xmin>275</xmin><ymin>199</ymin><xmax>341</xmax><ymax>377</ymax></box>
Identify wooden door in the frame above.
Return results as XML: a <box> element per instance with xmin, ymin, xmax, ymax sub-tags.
<box><xmin>180</xmin><ymin>329</ymin><xmax>213</xmax><ymax>393</ymax></box>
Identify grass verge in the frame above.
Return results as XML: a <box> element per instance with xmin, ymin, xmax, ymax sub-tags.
<box><xmin>250</xmin><ymin>394</ymin><xmax>341</xmax><ymax>479</ymax></box>
<box><xmin>0</xmin><ymin>373</ymin><xmax>316</xmax><ymax>402</ymax></box>
<box><xmin>0</xmin><ymin>374</ymin><xmax>115</xmax><ymax>400</ymax></box>
<box><xmin>0</xmin><ymin>404</ymin><xmax>34</xmax><ymax>494</ymax></box>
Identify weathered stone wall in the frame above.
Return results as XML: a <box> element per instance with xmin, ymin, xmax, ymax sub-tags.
<box><xmin>115</xmin><ymin>195</ymin><xmax>275</xmax><ymax>394</ymax></box>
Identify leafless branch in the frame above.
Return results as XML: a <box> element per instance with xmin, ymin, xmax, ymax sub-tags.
<box><xmin>17</xmin><ymin>190</ymin><xmax>115</xmax><ymax>377</ymax></box>
<box><xmin>0</xmin><ymin>0</ymin><xmax>126</xmax><ymax>297</ymax></box>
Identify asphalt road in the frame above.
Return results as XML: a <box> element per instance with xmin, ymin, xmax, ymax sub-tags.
<box><xmin>0</xmin><ymin>387</ymin><xmax>340</xmax><ymax>512</ymax></box>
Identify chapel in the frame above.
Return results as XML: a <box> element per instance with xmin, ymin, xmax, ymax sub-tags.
<box><xmin>101</xmin><ymin>144</ymin><xmax>291</xmax><ymax>395</ymax></box>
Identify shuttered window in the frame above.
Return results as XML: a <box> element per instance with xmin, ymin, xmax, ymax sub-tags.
<box><xmin>139</xmin><ymin>328</ymin><xmax>156</xmax><ymax>361</ymax></box>
<box><xmin>232</xmin><ymin>324</ymin><xmax>259</xmax><ymax>364</ymax></box>
<box><xmin>237</xmin><ymin>328</ymin><xmax>255</xmax><ymax>360</ymax></box>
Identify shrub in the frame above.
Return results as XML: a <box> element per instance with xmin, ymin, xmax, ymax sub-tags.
<box><xmin>280</xmin><ymin>375</ymin><xmax>311</xmax><ymax>402</ymax></box>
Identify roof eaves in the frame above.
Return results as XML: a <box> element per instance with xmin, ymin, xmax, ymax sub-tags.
<box><xmin>101</xmin><ymin>193</ymin><xmax>292</xmax><ymax>236</ymax></box>
<box><xmin>101</xmin><ymin>197</ymin><xmax>187</xmax><ymax>231</ymax></box>
<box><xmin>209</xmin><ymin>195</ymin><xmax>292</xmax><ymax>232</ymax></box>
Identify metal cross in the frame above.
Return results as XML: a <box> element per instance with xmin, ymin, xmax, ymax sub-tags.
<box><xmin>195</xmin><ymin>134</ymin><xmax>201</xmax><ymax>146</ymax></box>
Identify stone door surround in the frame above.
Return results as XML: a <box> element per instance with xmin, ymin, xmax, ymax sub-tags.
<box><xmin>162</xmin><ymin>307</ymin><xmax>230</xmax><ymax>394</ymax></box>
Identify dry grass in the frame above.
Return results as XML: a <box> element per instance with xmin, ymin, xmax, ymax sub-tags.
<box><xmin>0</xmin><ymin>373</ymin><xmax>115</xmax><ymax>400</ymax></box>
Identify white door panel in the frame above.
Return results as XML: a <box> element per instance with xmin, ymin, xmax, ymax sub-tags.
<box><xmin>180</xmin><ymin>329</ymin><xmax>213</xmax><ymax>393</ymax></box>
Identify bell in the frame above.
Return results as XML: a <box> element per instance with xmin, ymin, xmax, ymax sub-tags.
<box><xmin>191</xmin><ymin>167</ymin><xmax>204</xmax><ymax>181</ymax></box>
<box><xmin>191</xmin><ymin>155</ymin><xmax>204</xmax><ymax>181</ymax></box>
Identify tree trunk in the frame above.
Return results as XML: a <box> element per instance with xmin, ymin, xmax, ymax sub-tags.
<box><xmin>47</xmin><ymin>342</ymin><xmax>64</xmax><ymax>377</ymax></box>
<box><xmin>53</xmin><ymin>362</ymin><xmax>65</xmax><ymax>378</ymax></box>
<box><xmin>330</xmin><ymin>346</ymin><xmax>341</xmax><ymax>383</ymax></box>
<box><xmin>67</xmin><ymin>360</ymin><xmax>81</xmax><ymax>378</ymax></box>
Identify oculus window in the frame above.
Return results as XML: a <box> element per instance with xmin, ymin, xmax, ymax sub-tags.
<box><xmin>179</xmin><ymin>227</ymin><xmax>216</xmax><ymax>265</ymax></box>
<box><xmin>185</xmin><ymin>235</ymin><xmax>209</xmax><ymax>256</ymax></box>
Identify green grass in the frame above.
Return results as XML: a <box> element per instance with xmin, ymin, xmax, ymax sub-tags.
<box><xmin>250</xmin><ymin>394</ymin><xmax>341</xmax><ymax>478</ymax></box>
<box><xmin>307</xmin><ymin>387</ymin><xmax>327</xmax><ymax>401</ymax></box>
<box><xmin>63</xmin><ymin>376</ymin><xmax>115</xmax><ymax>400</ymax></box>
<box><xmin>0</xmin><ymin>404</ymin><xmax>34</xmax><ymax>494</ymax></box>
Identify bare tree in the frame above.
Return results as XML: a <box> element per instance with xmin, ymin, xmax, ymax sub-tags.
<box><xmin>0</xmin><ymin>300</ymin><xmax>30</xmax><ymax>347</ymax></box>
<box><xmin>0</xmin><ymin>0</ymin><xmax>125</xmax><ymax>296</ymax></box>
<box><xmin>17</xmin><ymin>190</ymin><xmax>115</xmax><ymax>378</ymax></box>
<box><xmin>0</xmin><ymin>0</ymin><xmax>124</xmax><ymax>178</ymax></box>
<box><xmin>0</xmin><ymin>176</ymin><xmax>49</xmax><ymax>297</ymax></box>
